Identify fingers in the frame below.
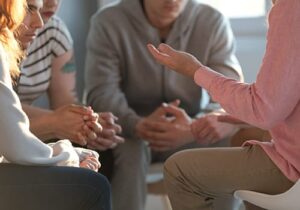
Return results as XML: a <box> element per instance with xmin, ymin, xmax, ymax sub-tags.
<box><xmin>162</xmin><ymin>103</ymin><xmax>187</xmax><ymax>119</ymax></box>
<box><xmin>100</xmin><ymin>129</ymin><xmax>125</xmax><ymax>144</ymax></box>
<box><xmin>142</xmin><ymin>120</ymin><xmax>173</xmax><ymax>133</ymax></box>
<box><xmin>99</xmin><ymin>112</ymin><xmax>117</xmax><ymax>125</ymax></box>
<box><xmin>76</xmin><ymin>132</ymin><xmax>88</xmax><ymax>146</ymax></box>
<box><xmin>191</xmin><ymin>118</ymin><xmax>219</xmax><ymax>145</ymax></box>
<box><xmin>83</xmin><ymin>112</ymin><xmax>99</xmax><ymax>122</ymax></box>
<box><xmin>86</xmin><ymin>121</ymin><xmax>102</xmax><ymax>133</ymax></box>
<box><xmin>158</xmin><ymin>43</ymin><xmax>176</xmax><ymax>56</ymax></box>
<box><xmin>80</xmin><ymin>156</ymin><xmax>101</xmax><ymax>172</ymax></box>
<box><xmin>169</xmin><ymin>99</ymin><xmax>181</xmax><ymax>107</ymax></box>
<box><xmin>68</xmin><ymin>104</ymin><xmax>93</xmax><ymax>115</ymax></box>
<box><xmin>87</xmin><ymin>137</ymin><xmax>117</xmax><ymax>151</ymax></box>
<box><xmin>83</xmin><ymin>124</ymin><xmax>98</xmax><ymax>141</ymax></box>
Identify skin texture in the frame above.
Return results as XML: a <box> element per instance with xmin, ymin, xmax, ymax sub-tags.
<box><xmin>15</xmin><ymin>0</ymin><xmax>44</xmax><ymax>49</ymax></box>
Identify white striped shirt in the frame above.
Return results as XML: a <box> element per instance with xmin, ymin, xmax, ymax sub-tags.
<box><xmin>18</xmin><ymin>16</ymin><xmax>73</xmax><ymax>104</ymax></box>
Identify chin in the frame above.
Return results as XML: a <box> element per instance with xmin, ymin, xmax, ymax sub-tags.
<box><xmin>42</xmin><ymin>17</ymin><xmax>51</xmax><ymax>24</ymax></box>
<box><xmin>21</xmin><ymin>42</ymin><xmax>31</xmax><ymax>50</ymax></box>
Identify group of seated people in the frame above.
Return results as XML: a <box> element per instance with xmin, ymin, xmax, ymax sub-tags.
<box><xmin>0</xmin><ymin>0</ymin><xmax>299</xmax><ymax>210</ymax></box>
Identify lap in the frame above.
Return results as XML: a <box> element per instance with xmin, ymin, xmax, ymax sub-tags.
<box><xmin>165</xmin><ymin>145</ymin><xmax>293</xmax><ymax>196</ymax></box>
<box><xmin>0</xmin><ymin>164</ymin><xmax>110</xmax><ymax>210</ymax></box>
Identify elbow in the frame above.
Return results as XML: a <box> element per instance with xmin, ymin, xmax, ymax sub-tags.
<box><xmin>255</xmin><ymin>109</ymin><xmax>282</xmax><ymax>130</ymax></box>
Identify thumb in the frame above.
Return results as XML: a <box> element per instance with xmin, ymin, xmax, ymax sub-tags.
<box><xmin>162</xmin><ymin>103</ymin><xmax>187</xmax><ymax>119</ymax></box>
<box><xmin>168</xmin><ymin>99</ymin><xmax>180</xmax><ymax>107</ymax></box>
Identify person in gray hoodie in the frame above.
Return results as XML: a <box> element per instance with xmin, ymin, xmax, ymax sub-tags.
<box><xmin>85</xmin><ymin>0</ymin><xmax>243</xmax><ymax>209</ymax></box>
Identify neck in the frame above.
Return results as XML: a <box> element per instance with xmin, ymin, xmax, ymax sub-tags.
<box><xmin>143</xmin><ymin>1</ymin><xmax>174</xmax><ymax>40</ymax></box>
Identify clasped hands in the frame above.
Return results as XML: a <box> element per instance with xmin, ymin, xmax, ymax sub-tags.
<box><xmin>136</xmin><ymin>101</ymin><xmax>240</xmax><ymax>151</ymax></box>
<box><xmin>50</xmin><ymin>104</ymin><xmax>124</xmax><ymax>151</ymax></box>
<box><xmin>136</xmin><ymin>100</ymin><xmax>193</xmax><ymax>152</ymax></box>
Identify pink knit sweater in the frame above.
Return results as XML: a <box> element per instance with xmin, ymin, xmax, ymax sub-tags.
<box><xmin>194</xmin><ymin>0</ymin><xmax>300</xmax><ymax>182</ymax></box>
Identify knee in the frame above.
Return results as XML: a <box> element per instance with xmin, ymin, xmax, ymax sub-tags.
<box><xmin>90</xmin><ymin>172</ymin><xmax>111</xmax><ymax>195</ymax></box>
<box><xmin>164</xmin><ymin>152</ymin><xmax>183</xmax><ymax>181</ymax></box>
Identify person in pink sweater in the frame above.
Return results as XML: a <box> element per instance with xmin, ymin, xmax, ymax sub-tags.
<box><xmin>147</xmin><ymin>0</ymin><xmax>300</xmax><ymax>209</ymax></box>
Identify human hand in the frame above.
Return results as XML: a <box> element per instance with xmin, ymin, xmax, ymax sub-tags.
<box><xmin>87</xmin><ymin>112</ymin><xmax>125</xmax><ymax>151</ymax></box>
<box><xmin>136</xmin><ymin>100</ymin><xmax>181</xmax><ymax>139</ymax></box>
<box><xmin>137</xmin><ymin>102</ymin><xmax>194</xmax><ymax>151</ymax></box>
<box><xmin>191</xmin><ymin>112</ymin><xmax>239</xmax><ymax>145</ymax></box>
<box><xmin>79</xmin><ymin>156</ymin><xmax>101</xmax><ymax>172</ymax></box>
<box><xmin>81</xmin><ymin>111</ymin><xmax>103</xmax><ymax>143</ymax></box>
<box><xmin>147</xmin><ymin>43</ymin><xmax>203</xmax><ymax>78</ymax></box>
<box><xmin>75</xmin><ymin>147</ymin><xmax>100</xmax><ymax>172</ymax></box>
<box><xmin>50</xmin><ymin>104</ymin><xmax>97</xmax><ymax>145</ymax></box>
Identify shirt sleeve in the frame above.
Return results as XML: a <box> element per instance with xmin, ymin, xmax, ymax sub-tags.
<box><xmin>194</xmin><ymin>0</ymin><xmax>300</xmax><ymax>129</ymax></box>
<box><xmin>47</xmin><ymin>16</ymin><xmax>73</xmax><ymax>57</ymax></box>
<box><xmin>0</xmin><ymin>54</ymin><xmax>72</xmax><ymax>165</ymax></box>
<box><xmin>84</xmin><ymin>14</ymin><xmax>141</xmax><ymax>138</ymax></box>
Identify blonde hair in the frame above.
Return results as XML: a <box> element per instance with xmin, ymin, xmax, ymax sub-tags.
<box><xmin>0</xmin><ymin>0</ymin><xmax>26</xmax><ymax>78</ymax></box>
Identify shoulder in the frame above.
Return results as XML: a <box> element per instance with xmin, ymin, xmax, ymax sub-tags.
<box><xmin>188</xmin><ymin>2</ymin><xmax>226</xmax><ymax>24</ymax></box>
<box><xmin>91</xmin><ymin>3</ymin><xmax>127</xmax><ymax>26</ymax></box>
<box><xmin>36</xmin><ymin>16</ymin><xmax>73</xmax><ymax>44</ymax></box>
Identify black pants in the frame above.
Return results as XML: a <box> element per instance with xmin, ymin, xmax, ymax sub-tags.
<box><xmin>0</xmin><ymin>164</ymin><xmax>111</xmax><ymax>210</ymax></box>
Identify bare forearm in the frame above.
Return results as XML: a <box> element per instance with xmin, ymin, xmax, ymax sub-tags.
<box><xmin>22</xmin><ymin>103</ymin><xmax>52</xmax><ymax>118</ymax></box>
<box><xmin>29</xmin><ymin>112</ymin><xmax>57</xmax><ymax>141</ymax></box>
<box><xmin>21</xmin><ymin>104</ymin><xmax>57</xmax><ymax>141</ymax></box>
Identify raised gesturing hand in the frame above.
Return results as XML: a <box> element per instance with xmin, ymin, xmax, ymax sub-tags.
<box><xmin>147</xmin><ymin>43</ymin><xmax>203</xmax><ymax>78</ymax></box>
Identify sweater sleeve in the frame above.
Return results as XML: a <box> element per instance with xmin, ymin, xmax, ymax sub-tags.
<box><xmin>0</xmin><ymin>54</ymin><xmax>73</xmax><ymax>165</ymax></box>
<box><xmin>194</xmin><ymin>0</ymin><xmax>300</xmax><ymax>130</ymax></box>
<box><xmin>84</xmin><ymin>13</ymin><xmax>141</xmax><ymax>138</ymax></box>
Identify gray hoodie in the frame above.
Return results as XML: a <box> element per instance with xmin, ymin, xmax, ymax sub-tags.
<box><xmin>84</xmin><ymin>0</ymin><xmax>242</xmax><ymax>138</ymax></box>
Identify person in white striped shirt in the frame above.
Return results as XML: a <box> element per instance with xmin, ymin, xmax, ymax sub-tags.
<box><xmin>17</xmin><ymin>0</ymin><xmax>125</xmax><ymax>151</ymax></box>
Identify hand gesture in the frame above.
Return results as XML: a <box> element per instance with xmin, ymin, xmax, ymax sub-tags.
<box><xmin>136</xmin><ymin>101</ymin><xmax>194</xmax><ymax>151</ymax></box>
<box><xmin>87</xmin><ymin>112</ymin><xmax>125</xmax><ymax>151</ymax></box>
<box><xmin>191</xmin><ymin>111</ymin><xmax>239</xmax><ymax>145</ymax></box>
<box><xmin>147</xmin><ymin>43</ymin><xmax>203</xmax><ymax>77</ymax></box>
<box><xmin>50</xmin><ymin>104</ymin><xmax>98</xmax><ymax>146</ymax></box>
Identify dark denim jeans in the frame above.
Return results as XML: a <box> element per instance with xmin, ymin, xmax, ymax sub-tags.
<box><xmin>0</xmin><ymin>164</ymin><xmax>111</xmax><ymax>210</ymax></box>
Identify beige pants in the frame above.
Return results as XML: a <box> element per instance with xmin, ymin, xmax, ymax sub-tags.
<box><xmin>164</xmin><ymin>145</ymin><xmax>293</xmax><ymax>210</ymax></box>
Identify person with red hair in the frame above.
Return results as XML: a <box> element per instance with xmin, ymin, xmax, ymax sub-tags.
<box><xmin>0</xmin><ymin>0</ymin><xmax>111</xmax><ymax>209</ymax></box>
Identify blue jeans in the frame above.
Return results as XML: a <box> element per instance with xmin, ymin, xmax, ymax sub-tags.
<box><xmin>0</xmin><ymin>164</ymin><xmax>111</xmax><ymax>210</ymax></box>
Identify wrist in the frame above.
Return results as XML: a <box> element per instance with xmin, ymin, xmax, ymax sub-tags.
<box><xmin>47</xmin><ymin>111</ymin><xmax>59</xmax><ymax>139</ymax></box>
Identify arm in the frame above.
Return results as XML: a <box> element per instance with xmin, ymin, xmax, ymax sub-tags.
<box><xmin>41</xmin><ymin>19</ymin><xmax>122</xmax><ymax>149</ymax></box>
<box><xmin>194</xmin><ymin>1</ymin><xmax>300</xmax><ymax>129</ymax></box>
<box><xmin>48</xmin><ymin>50</ymin><xmax>78</xmax><ymax>109</ymax></box>
<box><xmin>22</xmin><ymin>102</ymin><xmax>96</xmax><ymax>145</ymax></box>
<box><xmin>85</xmin><ymin>15</ymin><xmax>141</xmax><ymax>138</ymax></box>
<box><xmin>22</xmin><ymin>103</ymin><xmax>56</xmax><ymax>140</ymax></box>
<box><xmin>148</xmin><ymin>1</ymin><xmax>300</xmax><ymax>130</ymax></box>
<box><xmin>0</xmin><ymin>79</ymin><xmax>70</xmax><ymax>165</ymax></box>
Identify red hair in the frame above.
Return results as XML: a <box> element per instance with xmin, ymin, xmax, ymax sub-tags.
<box><xmin>0</xmin><ymin>0</ymin><xmax>26</xmax><ymax>78</ymax></box>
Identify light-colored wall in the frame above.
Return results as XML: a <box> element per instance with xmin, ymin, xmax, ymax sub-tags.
<box><xmin>231</xmin><ymin>17</ymin><xmax>267</xmax><ymax>82</ymax></box>
<box><xmin>57</xmin><ymin>0</ymin><xmax>98</xmax><ymax>100</ymax></box>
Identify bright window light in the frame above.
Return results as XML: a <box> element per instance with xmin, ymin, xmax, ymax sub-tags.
<box><xmin>196</xmin><ymin>0</ymin><xmax>266</xmax><ymax>18</ymax></box>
